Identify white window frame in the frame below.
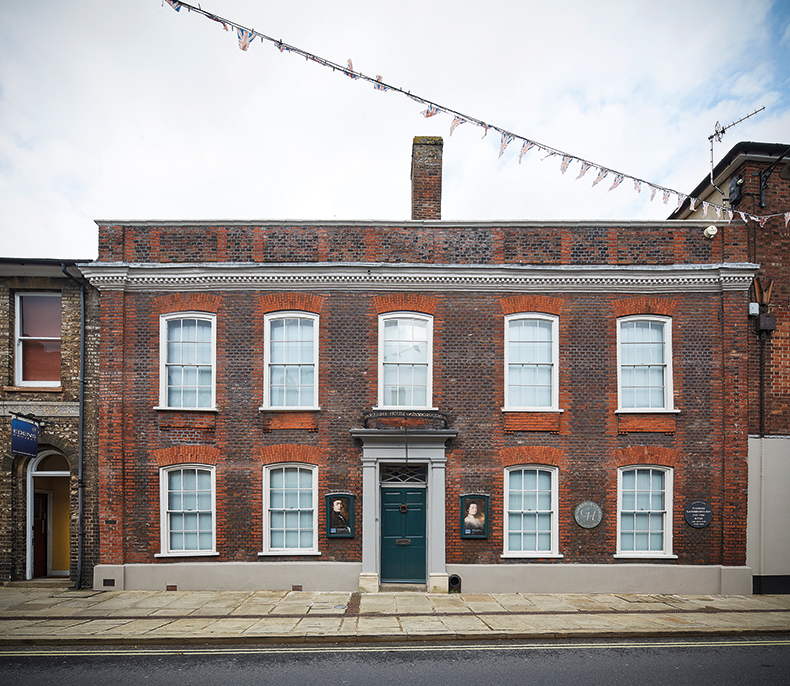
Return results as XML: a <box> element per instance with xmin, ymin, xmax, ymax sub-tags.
<box><xmin>616</xmin><ymin>315</ymin><xmax>674</xmax><ymax>412</ymax></box>
<box><xmin>503</xmin><ymin>313</ymin><xmax>559</xmax><ymax>411</ymax></box>
<box><xmin>615</xmin><ymin>465</ymin><xmax>676</xmax><ymax>559</ymax></box>
<box><xmin>376</xmin><ymin>312</ymin><xmax>434</xmax><ymax>410</ymax></box>
<box><xmin>260</xmin><ymin>463</ymin><xmax>320</xmax><ymax>556</ymax></box>
<box><xmin>158</xmin><ymin>464</ymin><xmax>217</xmax><ymax>557</ymax></box>
<box><xmin>261</xmin><ymin>311</ymin><xmax>320</xmax><ymax>410</ymax></box>
<box><xmin>157</xmin><ymin>312</ymin><xmax>217</xmax><ymax>410</ymax></box>
<box><xmin>502</xmin><ymin>465</ymin><xmax>561</xmax><ymax>558</ymax></box>
<box><xmin>14</xmin><ymin>292</ymin><xmax>62</xmax><ymax>387</ymax></box>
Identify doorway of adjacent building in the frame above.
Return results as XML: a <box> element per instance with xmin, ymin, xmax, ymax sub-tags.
<box><xmin>27</xmin><ymin>452</ymin><xmax>71</xmax><ymax>579</ymax></box>
<box><xmin>380</xmin><ymin>487</ymin><xmax>427</xmax><ymax>583</ymax></box>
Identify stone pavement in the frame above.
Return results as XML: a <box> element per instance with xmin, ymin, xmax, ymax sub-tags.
<box><xmin>0</xmin><ymin>585</ymin><xmax>789</xmax><ymax>645</ymax></box>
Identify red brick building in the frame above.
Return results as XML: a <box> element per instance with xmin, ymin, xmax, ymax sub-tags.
<box><xmin>671</xmin><ymin>141</ymin><xmax>790</xmax><ymax>593</ymax></box>
<box><xmin>82</xmin><ymin>137</ymin><xmax>758</xmax><ymax>593</ymax></box>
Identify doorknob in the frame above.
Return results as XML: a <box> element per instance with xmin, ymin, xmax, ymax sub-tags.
<box><xmin>399</xmin><ymin>504</ymin><xmax>408</xmax><ymax>513</ymax></box>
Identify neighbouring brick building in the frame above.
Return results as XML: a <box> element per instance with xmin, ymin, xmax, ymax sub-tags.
<box><xmin>0</xmin><ymin>259</ymin><xmax>99</xmax><ymax>585</ymax></box>
<box><xmin>671</xmin><ymin>141</ymin><xmax>790</xmax><ymax>593</ymax></box>
<box><xmin>81</xmin><ymin>137</ymin><xmax>760</xmax><ymax>594</ymax></box>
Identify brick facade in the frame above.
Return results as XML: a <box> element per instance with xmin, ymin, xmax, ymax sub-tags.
<box><xmin>0</xmin><ymin>261</ymin><xmax>99</xmax><ymax>584</ymax></box>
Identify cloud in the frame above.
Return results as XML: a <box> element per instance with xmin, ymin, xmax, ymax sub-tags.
<box><xmin>0</xmin><ymin>0</ymin><xmax>787</xmax><ymax>259</ymax></box>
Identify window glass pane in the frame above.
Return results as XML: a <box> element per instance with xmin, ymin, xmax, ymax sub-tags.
<box><xmin>20</xmin><ymin>295</ymin><xmax>61</xmax><ymax>337</ymax></box>
<box><xmin>285</xmin><ymin>530</ymin><xmax>299</xmax><ymax>548</ymax></box>
<box><xmin>509</xmin><ymin>532</ymin><xmax>522</xmax><ymax>551</ymax></box>
<box><xmin>21</xmin><ymin>341</ymin><xmax>61</xmax><ymax>382</ymax></box>
<box><xmin>271</xmin><ymin>530</ymin><xmax>284</xmax><ymax>548</ymax></box>
<box><xmin>509</xmin><ymin>469</ymin><xmax>522</xmax><ymax>490</ymax></box>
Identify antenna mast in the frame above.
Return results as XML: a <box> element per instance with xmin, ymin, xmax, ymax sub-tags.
<box><xmin>708</xmin><ymin>106</ymin><xmax>765</xmax><ymax>199</ymax></box>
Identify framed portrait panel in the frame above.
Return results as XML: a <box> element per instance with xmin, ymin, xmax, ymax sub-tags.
<box><xmin>325</xmin><ymin>493</ymin><xmax>354</xmax><ymax>538</ymax></box>
<box><xmin>460</xmin><ymin>494</ymin><xmax>489</xmax><ymax>539</ymax></box>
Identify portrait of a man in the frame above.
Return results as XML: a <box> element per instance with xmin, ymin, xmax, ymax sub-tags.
<box><xmin>325</xmin><ymin>493</ymin><xmax>354</xmax><ymax>537</ymax></box>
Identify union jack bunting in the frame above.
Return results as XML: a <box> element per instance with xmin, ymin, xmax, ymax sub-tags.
<box><xmin>676</xmin><ymin>194</ymin><xmax>684</xmax><ymax>209</ymax></box>
<box><xmin>499</xmin><ymin>133</ymin><xmax>514</xmax><ymax>158</ymax></box>
<box><xmin>689</xmin><ymin>197</ymin><xmax>697</xmax><ymax>212</ymax></box>
<box><xmin>591</xmin><ymin>168</ymin><xmax>608</xmax><ymax>187</ymax></box>
<box><xmin>714</xmin><ymin>205</ymin><xmax>722</xmax><ymax>219</ymax></box>
<box><xmin>165</xmin><ymin>0</ymin><xmax>182</xmax><ymax>11</ymax></box>
<box><xmin>450</xmin><ymin>117</ymin><xmax>466</xmax><ymax>136</ymax></box>
<box><xmin>702</xmin><ymin>201</ymin><xmax>709</xmax><ymax>217</ymax></box>
<box><xmin>608</xmin><ymin>173</ymin><xmax>624</xmax><ymax>191</ymax></box>
<box><xmin>758</xmin><ymin>216</ymin><xmax>768</xmax><ymax>227</ymax></box>
<box><xmin>345</xmin><ymin>59</ymin><xmax>359</xmax><ymax>78</ymax></box>
<box><xmin>650</xmin><ymin>185</ymin><xmax>658</xmax><ymax>201</ymax></box>
<box><xmin>542</xmin><ymin>151</ymin><xmax>557</xmax><ymax>161</ymax></box>
<box><xmin>727</xmin><ymin>210</ymin><xmax>734</xmax><ymax>222</ymax></box>
<box><xmin>422</xmin><ymin>105</ymin><xmax>440</xmax><ymax>118</ymax></box>
<box><xmin>480</xmin><ymin>123</ymin><xmax>491</xmax><ymax>138</ymax></box>
<box><xmin>519</xmin><ymin>141</ymin><xmax>536</xmax><ymax>164</ymax></box>
<box><xmin>274</xmin><ymin>41</ymin><xmax>289</xmax><ymax>51</ymax></box>
<box><xmin>237</xmin><ymin>28</ymin><xmax>256</xmax><ymax>51</ymax></box>
<box><xmin>739</xmin><ymin>211</ymin><xmax>748</xmax><ymax>222</ymax></box>
<box><xmin>560</xmin><ymin>155</ymin><xmax>573</xmax><ymax>174</ymax></box>
<box><xmin>576</xmin><ymin>160</ymin><xmax>592</xmax><ymax>179</ymax></box>
<box><xmin>785</xmin><ymin>212</ymin><xmax>790</xmax><ymax>228</ymax></box>
<box><xmin>374</xmin><ymin>76</ymin><xmax>389</xmax><ymax>91</ymax></box>
<box><xmin>662</xmin><ymin>189</ymin><xmax>671</xmax><ymax>204</ymax></box>
<box><xmin>634</xmin><ymin>179</ymin><xmax>642</xmax><ymax>193</ymax></box>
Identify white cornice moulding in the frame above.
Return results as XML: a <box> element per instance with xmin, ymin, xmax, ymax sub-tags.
<box><xmin>77</xmin><ymin>262</ymin><xmax>758</xmax><ymax>294</ymax></box>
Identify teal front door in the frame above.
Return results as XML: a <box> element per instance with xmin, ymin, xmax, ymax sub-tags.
<box><xmin>381</xmin><ymin>488</ymin><xmax>426</xmax><ymax>583</ymax></box>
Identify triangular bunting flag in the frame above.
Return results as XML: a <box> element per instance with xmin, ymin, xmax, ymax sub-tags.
<box><xmin>519</xmin><ymin>141</ymin><xmax>536</xmax><ymax>164</ymax></box>
<box><xmin>165</xmin><ymin>0</ymin><xmax>182</xmax><ymax>11</ymax></box>
<box><xmin>714</xmin><ymin>205</ymin><xmax>722</xmax><ymax>219</ymax></box>
<box><xmin>576</xmin><ymin>161</ymin><xmax>593</xmax><ymax>180</ymax></box>
<box><xmin>633</xmin><ymin>179</ymin><xmax>642</xmax><ymax>193</ymax></box>
<box><xmin>758</xmin><ymin>216</ymin><xmax>768</xmax><ymax>227</ymax></box>
<box><xmin>785</xmin><ymin>212</ymin><xmax>790</xmax><ymax>228</ymax></box>
<box><xmin>662</xmin><ymin>190</ymin><xmax>671</xmax><ymax>204</ymax></box>
<box><xmin>374</xmin><ymin>75</ymin><xmax>389</xmax><ymax>91</ymax></box>
<box><xmin>702</xmin><ymin>201</ymin><xmax>709</xmax><ymax>216</ymax></box>
<box><xmin>480</xmin><ymin>123</ymin><xmax>491</xmax><ymax>138</ymax></box>
<box><xmin>608</xmin><ymin>174</ymin><xmax>624</xmax><ymax>191</ymax></box>
<box><xmin>422</xmin><ymin>105</ymin><xmax>440</xmax><ymax>118</ymax></box>
<box><xmin>739</xmin><ymin>211</ymin><xmax>748</xmax><ymax>222</ymax></box>
<box><xmin>560</xmin><ymin>156</ymin><xmax>573</xmax><ymax>174</ymax></box>
<box><xmin>591</xmin><ymin>168</ymin><xmax>608</xmax><ymax>187</ymax></box>
<box><xmin>689</xmin><ymin>198</ymin><xmax>697</xmax><ymax>212</ymax></box>
<box><xmin>237</xmin><ymin>28</ymin><xmax>255</xmax><ymax>51</ymax></box>
<box><xmin>450</xmin><ymin>117</ymin><xmax>465</xmax><ymax>136</ymax></box>
<box><xmin>499</xmin><ymin>133</ymin><xmax>514</xmax><ymax>158</ymax></box>
<box><xmin>345</xmin><ymin>59</ymin><xmax>359</xmax><ymax>78</ymax></box>
<box><xmin>650</xmin><ymin>186</ymin><xmax>658</xmax><ymax>201</ymax></box>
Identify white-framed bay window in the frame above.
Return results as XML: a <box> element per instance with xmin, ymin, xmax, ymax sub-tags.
<box><xmin>159</xmin><ymin>312</ymin><xmax>216</xmax><ymax>410</ymax></box>
<box><xmin>377</xmin><ymin>312</ymin><xmax>433</xmax><ymax>409</ymax></box>
<box><xmin>503</xmin><ymin>465</ymin><xmax>561</xmax><ymax>558</ymax></box>
<box><xmin>261</xmin><ymin>464</ymin><xmax>319</xmax><ymax>555</ymax></box>
<box><xmin>504</xmin><ymin>313</ymin><xmax>559</xmax><ymax>411</ymax></box>
<box><xmin>616</xmin><ymin>466</ymin><xmax>675</xmax><ymax>558</ymax></box>
<box><xmin>617</xmin><ymin>316</ymin><xmax>673</xmax><ymax>411</ymax></box>
<box><xmin>262</xmin><ymin>312</ymin><xmax>319</xmax><ymax>410</ymax></box>
<box><xmin>15</xmin><ymin>292</ymin><xmax>62</xmax><ymax>387</ymax></box>
<box><xmin>159</xmin><ymin>465</ymin><xmax>216</xmax><ymax>556</ymax></box>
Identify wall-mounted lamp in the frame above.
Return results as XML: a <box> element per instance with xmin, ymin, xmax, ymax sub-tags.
<box><xmin>703</xmin><ymin>226</ymin><xmax>718</xmax><ymax>239</ymax></box>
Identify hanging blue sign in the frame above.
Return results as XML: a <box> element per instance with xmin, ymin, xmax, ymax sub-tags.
<box><xmin>11</xmin><ymin>417</ymin><xmax>38</xmax><ymax>458</ymax></box>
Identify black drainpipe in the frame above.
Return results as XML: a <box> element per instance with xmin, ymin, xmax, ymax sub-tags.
<box><xmin>61</xmin><ymin>264</ymin><xmax>85</xmax><ymax>588</ymax></box>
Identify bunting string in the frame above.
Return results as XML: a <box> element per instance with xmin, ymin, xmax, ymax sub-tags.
<box><xmin>163</xmin><ymin>0</ymin><xmax>788</xmax><ymax>226</ymax></box>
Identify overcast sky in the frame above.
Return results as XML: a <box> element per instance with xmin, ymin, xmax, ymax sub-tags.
<box><xmin>1</xmin><ymin>0</ymin><xmax>789</xmax><ymax>260</ymax></box>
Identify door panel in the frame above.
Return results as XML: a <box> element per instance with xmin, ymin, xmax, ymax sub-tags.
<box><xmin>33</xmin><ymin>492</ymin><xmax>48</xmax><ymax>578</ymax></box>
<box><xmin>381</xmin><ymin>488</ymin><xmax>426</xmax><ymax>583</ymax></box>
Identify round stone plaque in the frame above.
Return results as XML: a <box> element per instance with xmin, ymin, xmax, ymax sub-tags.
<box><xmin>684</xmin><ymin>501</ymin><xmax>713</xmax><ymax>528</ymax></box>
<box><xmin>574</xmin><ymin>501</ymin><xmax>603</xmax><ymax>529</ymax></box>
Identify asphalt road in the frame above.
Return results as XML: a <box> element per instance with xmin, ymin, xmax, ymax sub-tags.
<box><xmin>1</xmin><ymin>636</ymin><xmax>789</xmax><ymax>685</ymax></box>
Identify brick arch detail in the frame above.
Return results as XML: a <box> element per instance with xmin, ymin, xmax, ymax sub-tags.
<box><xmin>155</xmin><ymin>293</ymin><xmax>222</xmax><ymax>314</ymax></box>
<box><xmin>613</xmin><ymin>297</ymin><xmax>677</xmax><ymax>318</ymax></box>
<box><xmin>151</xmin><ymin>445</ymin><xmax>221</xmax><ymax>467</ymax></box>
<box><xmin>500</xmin><ymin>295</ymin><xmax>565</xmax><ymax>316</ymax></box>
<box><xmin>612</xmin><ymin>445</ymin><xmax>679</xmax><ymax>468</ymax></box>
<box><xmin>372</xmin><ymin>293</ymin><xmax>438</xmax><ymax>315</ymax></box>
<box><xmin>257</xmin><ymin>444</ymin><xmax>322</xmax><ymax>465</ymax></box>
<box><xmin>500</xmin><ymin>446</ymin><xmax>565</xmax><ymax>468</ymax></box>
<box><xmin>257</xmin><ymin>293</ymin><xmax>325</xmax><ymax>314</ymax></box>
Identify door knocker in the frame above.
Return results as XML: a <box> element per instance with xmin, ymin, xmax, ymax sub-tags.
<box><xmin>399</xmin><ymin>504</ymin><xmax>409</xmax><ymax>513</ymax></box>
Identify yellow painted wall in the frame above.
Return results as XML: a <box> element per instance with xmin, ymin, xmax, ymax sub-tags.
<box><xmin>35</xmin><ymin>476</ymin><xmax>70</xmax><ymax>573</ymax></box>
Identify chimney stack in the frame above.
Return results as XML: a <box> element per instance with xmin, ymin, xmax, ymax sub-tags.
<box><xmin>411</xmin><ymin>136</ymin><xmax>443</xmax><ymax>220</ymax></box>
